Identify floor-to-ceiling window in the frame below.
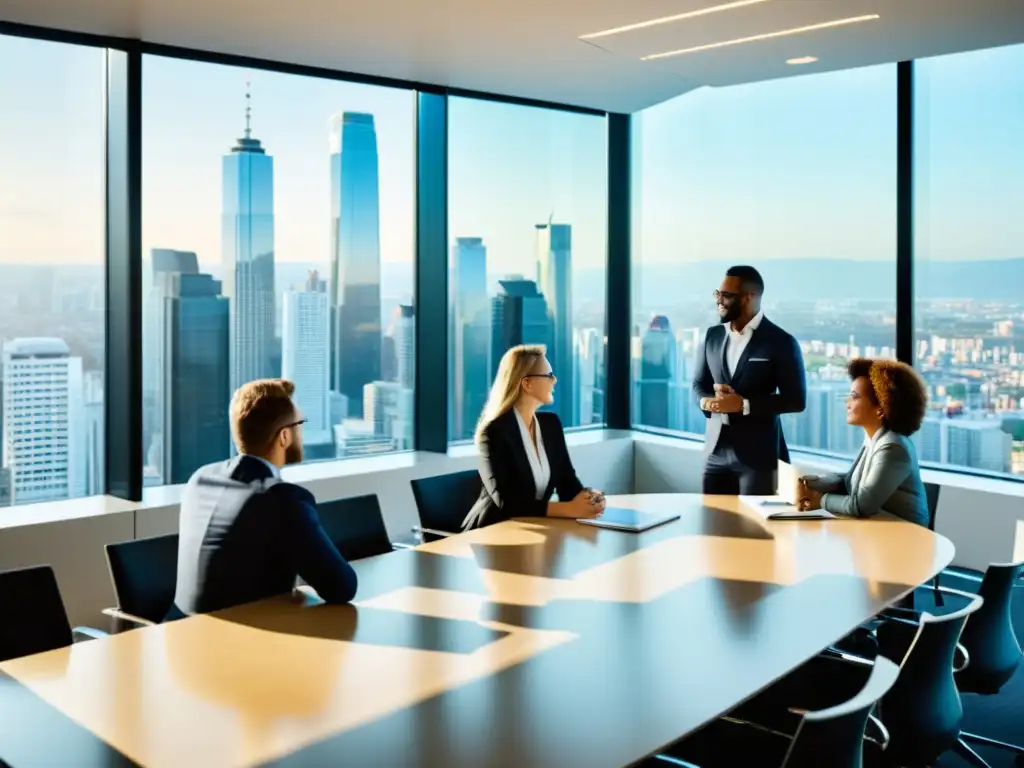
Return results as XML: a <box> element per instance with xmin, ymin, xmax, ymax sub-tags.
<box><xmin>142</xmin><ymin>56</ymin><xmax>415</xmax><ymax>485</ymax></box>
<box><xmin>446</xmin><ymin>98</ymin><xmax>608</xmax><ymax>442</ymax></box>
<box><xmin>632</xmin><ymin>64</ymin><xmax>898</xmax><ymax>457</ymax></box>
<box><xmin>914</xmin><ymin>44</ymin><xmax>1024</xmax><ymax>479</ymax></box>
<box><xmin>0</xmin><ymin>34</ymin><xmax>107</xmax><ymax>507</ymax></box>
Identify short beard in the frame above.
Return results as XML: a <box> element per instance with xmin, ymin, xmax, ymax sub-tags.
<box><xmin>284</xmin><ymin>442</ymin><xmax>303</xmax><ymax>466</ymax></box>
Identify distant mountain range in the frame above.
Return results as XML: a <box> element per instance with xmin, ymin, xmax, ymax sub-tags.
<box><xmin>6</xmin><ymin>257</ymin><xmax>1021</xmax><ymax>306</ymax></box>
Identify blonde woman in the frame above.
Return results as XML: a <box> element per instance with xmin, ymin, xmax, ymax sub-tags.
<box><xmin>462</xmin><ymin>344</ymin><xmax>606</xmax><ymax>530</ymax></box>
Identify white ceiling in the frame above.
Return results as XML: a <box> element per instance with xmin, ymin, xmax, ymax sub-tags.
<box><xmin>3</xmin><ymin>0</ymin><xmax>1024</xmax><ymax>112</ymax></box>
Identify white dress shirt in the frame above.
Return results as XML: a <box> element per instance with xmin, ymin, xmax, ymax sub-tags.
<box><xmin>514</xmin><ymin>408</ymin><xmax>551</xmax><ymax>500</ymax></box>
<box><xmin>721</xmin><ymin>309</ymin><xmax>764</xmax><ymax>422</ymax></box>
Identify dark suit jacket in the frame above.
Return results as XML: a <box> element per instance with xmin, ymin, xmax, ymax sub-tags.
<box><xmin>166</xmin><ymin>455</ymin><xmax>358</xmax><ymax>620</ymax></box>
<box><xmin>467</xmin><ymin>410</ymin><xmax>585</xmax><ymax>528</ymax></box>
<box><xmin>692</xmin><ymin>317</ymin><xmax>807</xmax><ymax>471</ymax></box>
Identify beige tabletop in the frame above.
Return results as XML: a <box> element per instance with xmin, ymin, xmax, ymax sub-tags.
<box><xmin>0</xmin><ymin>494</ymin><xmax>955</xmax><ymax>768</ymax></box>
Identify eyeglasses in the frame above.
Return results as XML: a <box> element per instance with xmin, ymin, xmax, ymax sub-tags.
<box><xmin>524</xmin><ymin>372</ymin><xmax>556</xmax><ymax>380</ymax></box>
<box><xmin>713</xmin><ymin>289</ymin><xmax>742</xmax><ymax>301</ymax></box>
<box><xmin>279</xmin><ymin>418</ymin><xmax>307</xmax><ymax>432</ymax></box>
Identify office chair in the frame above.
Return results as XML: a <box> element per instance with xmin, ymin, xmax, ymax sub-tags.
<box><xmin>870</xmin><ymin>587</ymin><xmax>986</xmax><ymax>767</ymax></box>
<box><xmin>315</xmin><ymin>494</ymin><xmax>396</xmax><ymax>561</ymax></box>
<box><xmin>950</xmin><ymin>560</ymin><xmax>1024</xmax><ymax>764</ymax></box>
<box><xmin>924</xmin><ymin>481</ymin><xmax>945</xmax><ymax>607</ymax></box>
<box><xmin>0</xmin><ymin>565</ymin><xmax>106</xmax><ymax>663</ymax></box>
<box><xmin>104</xmin><ymin>534</ymin><xmax>179</xmax><ymax>629</ymax></box>
<box><xmin>410</xmin><ymin>469</ymin><xmax>482</xmax><ymax>541</ymax></box>
<box><xmin>651</xmin><ymin>656</ymin><xmax>899</xmax><ymax>768</ymax></box>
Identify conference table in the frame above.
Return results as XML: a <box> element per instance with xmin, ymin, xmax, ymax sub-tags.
<box><xmin>0</xmin><ymin>493</ymin><xmax>954</xmax><ymax>768</ymax></box>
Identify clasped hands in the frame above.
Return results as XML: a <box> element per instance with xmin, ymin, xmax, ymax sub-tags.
<box><xmin>701</xmin><ymin>383</ymin><xmax>745</xmax><ymax>414</ymax></box>
<box><xmin>573</xmin><ymin>487</ymin><xmax>606</xmax><ymax>518</ymax></box>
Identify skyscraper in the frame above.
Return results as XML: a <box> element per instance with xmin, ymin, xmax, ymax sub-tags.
<box><xmin>330</xmin><ymin>112</ymin><xmax>381</xmax><ymax>419</ymax></box>
<box><xmin>144</xmin><ymin>248</ymin><xmax>199</xmax><ymax>468</ymax></box>
<box><xmin>491</xmin><ymin>279</ymin><xmax>553</xmax><ymax>380</ymax></box>
<box><xmin>161</xmin><ymin>273</ymin><xmax>231</xmax><ymax>485</ymax></box>
<box><xmin>536</xmin><ymin>221</ymin><xmax>574</xmax><ymax>425</ymax></box>
<box><xmin>222</xmin><ymin>85</ymin><xmax>276</xmax><ymax>392</ymax></box>
<box><xmin>283</xmin><ymin>270</ymin><xmax>332</xmax><ymax>448</ymax></box>
<box><xmin>390</xmin><ymin>304</ymin><xmax>415</xmax><ymax>391</ymax></box>
<box><xmin>83</xmin><ymin>370</ymin><xmax>104</xmax><ymax>497</ymax></box>
<box><xmin>1</xmin><ymin>338</ymin><xmax>84</xmax><ymax>504</ymax></box>
<box><xmin>452</xmin><ymin>237</ymin><xmax>489</xmax><ymax>439</ymax></box>
<box><xmin>636</xmin><ymin>315</ymin><xmax>677</xmax><ymax>430</ymax></box>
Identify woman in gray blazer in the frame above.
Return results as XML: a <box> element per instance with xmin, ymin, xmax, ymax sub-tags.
<box><xmin>799</xmin><ymin>358</ymin><xmax>929</xmax><ymax>526</ymax></box>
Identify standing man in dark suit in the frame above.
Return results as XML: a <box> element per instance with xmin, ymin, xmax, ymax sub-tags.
<box><xmin>166</xmin><ymin>379</ymin><xmax>357</xmax><ymax>620</ymax></box>
<box><xmin>693</xmin><ymin>266</ymin><xmax>807</xmax><ymax>496</ymax></box>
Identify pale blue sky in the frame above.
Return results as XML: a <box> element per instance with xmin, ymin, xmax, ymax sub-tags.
<box><xmin>1</xmin><ymin>33</ymin><xmax>1022</xmax><ymax>269</ymax></box>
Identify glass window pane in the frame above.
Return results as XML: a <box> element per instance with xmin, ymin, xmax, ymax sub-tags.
<box><xmin>142</xmin><ymin>56</ymin><xmax>415</xmax><ymax>485</ymax></box>
<box><xmin>633</xmin><ymin>65</ymin><xmax>897</xmax><ymax>458</ymax></box>
<box><xmin>914</xmin><ymin>45</ymin><xmax>1024</xmax><ymax>479</ymax></box>
<box><xmin>0</xmin><ymin>35</ymin><xmax>107</xmax><ymax>507</ymax></box>
<box><xmin>447</xmin><ymin>98</ymin><xmax>608</xmax><ymax>442</ymax></box>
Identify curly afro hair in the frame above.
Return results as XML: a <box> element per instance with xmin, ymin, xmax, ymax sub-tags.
<box><xmin>846</xmin><ymin>358</ymin><xmax>928</xmax><ymax>437</ymax></box>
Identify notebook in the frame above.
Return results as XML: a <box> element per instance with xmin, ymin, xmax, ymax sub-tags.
<box><xmin>577</xmin><ymin>507</ymin><xmax>680</xmax><ymax>532</ymax></box>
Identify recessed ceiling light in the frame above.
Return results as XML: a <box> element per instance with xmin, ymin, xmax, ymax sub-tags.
<box><xmin>641</xmin><ymin>14</ymin><xmax>880</xmax><ymax>60</ymax></box>
<box><xmin>787</xmin><ymin>56</ymin><xmax>818</xmax><ymax>65</ymax></box>
<box><xmin>580</xmin><ymin>0</ymin><xmax>769</xmax><ymax>41</ymax></box>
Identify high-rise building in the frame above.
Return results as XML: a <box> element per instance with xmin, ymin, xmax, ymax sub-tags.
<box><xmin>222</xmin><ymin>85</ymin><xmax>276</xmax><ymax>392</ymax></box>
<box><xmin>1</xmin><ymin>338</ymin><xmax>85</xmax><ymax>504</ymax></box>
<box><xmin>577</xmin><ymin>328</ymin><xmax>604</xmax><ymax>426</ymax></box>
<box><xmin>330</xmin><ymin>111</ymin><xmax>381</xmax><ymax>418</ymax></box>
<box><xmin>144</xmin><ymin>248</ymin><xmax>199</xmax><ymax>467</ymax></box>
<box><xmin>364</xmin><ymin>380</ymin><xmax>413</xmax><ymax>450</ymax></box>
<box><xmin>536</xmin><ymin>221</ymin><xmax>574</xmax><ymax>424</ymax></box>
<box><xmin>390</xmin><ymin>304</ymin><xmax>415</xmax><ymax>391</ymax></box>
<box><xmin>491</xmin><ymin>279</ymin><xmax>553</xmax><ymax>380</ymax></box>
<box><xmin>945</xmin><ymin>419</ymin><xmax>1012</xmax><ymax>474</ymax></box>
<box><xmin>636</xmin><ymin>315</ymin><xmax>676</xmax><ymax>430</ymax></box>
<box><xmin>451</xmin><ymin>237</ymin><xmax>489</xmax><ymax>440</ymax></box>
<box><xmin>161</xmin><ymin>273</ymin><xmax>231</xmax><ymax>484</ymax></box>
<box><xmin>282</xmin><ymin>270</ymin><xmax>332</xmax><ymax>448</ymax></box>
<box><xmin>83</xmin><ymin>370</ymin><xmax>104</xmax><ymax>497</ymax></box>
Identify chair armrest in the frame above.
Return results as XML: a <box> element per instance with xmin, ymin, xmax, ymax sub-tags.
<box><xmin>953</xmin><ymin>642</ymin><xmax>970</xmax><ymax>673</ymax></box>
<box><xmin>412</xmin><ymin>525</ymin><xmax>456</xmax><ymax>539</ymax></box>
<box><xmin>864</xmin><ymin>713</ymin><xmax>890</xmax><ymax>750</ymax></box>
<box><xmin>72</xmin><ymin>626</ymin><xmax>108</xmax><ymax>642</ymax></box>
<box><xmin>391</xmin><ymin>542</ymin><xmax>417</xmax><ymax>550</ymax></box>
<box><xmin>650</xmin><ymin>756</ymin><xmax>702</xmax><ymax>768</ymax></box>
<box><xmin>102</xmin><ymin>607</ymin><xmax>156</xmax><ymax>628</ymax></box>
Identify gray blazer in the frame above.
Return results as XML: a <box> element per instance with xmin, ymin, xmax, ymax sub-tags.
<box><xmin>807</xmin><ymin>428</ymin><xmax>929</xmax><ymax>527</ymax></box>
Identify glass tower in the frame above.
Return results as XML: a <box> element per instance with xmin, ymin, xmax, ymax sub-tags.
<box><xmin>222</xmin><ymin>85</ymin><xmax>276</xmax><ymax>393</ymax></box>
<box><xmin>330</xmin><ymin>112</ymin><xmax>382</xmax><ymax>419</ymax></box>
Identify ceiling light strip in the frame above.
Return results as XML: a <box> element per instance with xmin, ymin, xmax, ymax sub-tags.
<box><xmin>641</xmin><ymin>14</ymin><xmax>880</xmax><ymax>60</ymax></box>
<box><xmin>580</xmin><ymin>0</ymin><xmax>769</xmax><ymax>41</ymax></box>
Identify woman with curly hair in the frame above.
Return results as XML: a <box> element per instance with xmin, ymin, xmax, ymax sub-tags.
<box><xmin>799</xmin><ymin>358</ymin><xmax>929</xmax><ymax>526</ymax></box>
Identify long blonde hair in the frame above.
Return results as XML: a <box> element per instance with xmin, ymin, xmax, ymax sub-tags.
<box><xmin>474</xmin><ymin>344</ymin><xmax>547</xmax><ymax>444</ymax></box>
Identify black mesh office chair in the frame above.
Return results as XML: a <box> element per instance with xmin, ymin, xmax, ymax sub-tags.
<box><xmin>104</xmin><ymin>534</ymin><xmax>179</xmax><ymax>628</ymax></box>
<box><xmin>410</xmin><ymin>470</ymin><xmax>482</xmax><ymax>541</ymax></box>
<box><xmin>316</xmin><ymin>494</ymin><xmax>395</xmax><ymax>561</ymax></box>
<box><xmin>650</xmin><ymin>656</ymin><xmax>899</xmax><ymax>768</ymax></box>
<box><xmin>951</xmin><ymin>559</ymin><xmax>1024</xmax><ymax>765</ymax></box>
<box><xmin>0</xmin><ymin>565</ymin><xmax>106</xmax><ymax>663</ymax></box>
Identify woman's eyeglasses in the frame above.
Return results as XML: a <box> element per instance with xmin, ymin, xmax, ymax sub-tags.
<box><xmin>523</xmin><ymin>372</ymin><xmax>556</xmax><ymax>380</ymax></box>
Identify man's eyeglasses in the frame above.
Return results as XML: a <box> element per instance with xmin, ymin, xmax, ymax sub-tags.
<box><xmin>279</xmin><ymin>418</ymin><xmax>307</xmax><ymax>432</ymax></box>
<box><xmin>524</xmin><ymin>372</ymin><xmax>556</xmax><ymax>380</ymax></box>
<box><xmin>713</xmin><ymin>289</ymin><xmax>742</xmax><ymax>301</ymax></box>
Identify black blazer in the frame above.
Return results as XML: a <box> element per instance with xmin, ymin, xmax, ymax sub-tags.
<box><xmin>166</xmin><ymin>455</ymin><xmax>358</xmax><ymax>620</ymax></box>
<box><xmin>468</xmin><ymin>410</ymin><xmax>584</xmax><ymax>528</ymax></box>
<box><xmin>692</xmin><ymin>317</ymin><xmax>807</xmax><ymax>471</ymax></box>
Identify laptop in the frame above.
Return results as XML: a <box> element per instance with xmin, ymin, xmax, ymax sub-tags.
<box><xmin>577</xmin><ymin>506</ymin><xmax>680</xmax><ymax>532</ymax></box>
